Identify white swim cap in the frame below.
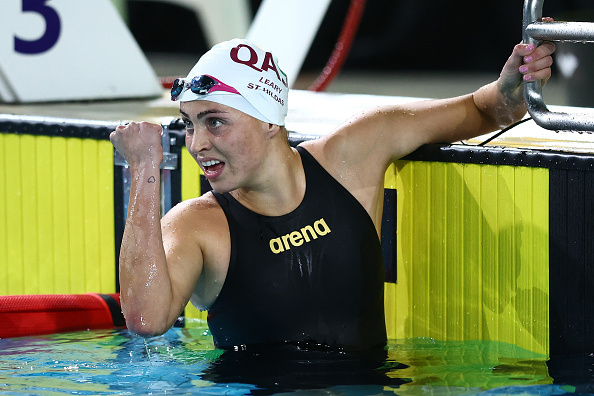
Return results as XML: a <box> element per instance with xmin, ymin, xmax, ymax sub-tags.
<box><xmin>172</xmin><ymin>39</ymin><xmax>289</xmax><ymax>126</ymax></box>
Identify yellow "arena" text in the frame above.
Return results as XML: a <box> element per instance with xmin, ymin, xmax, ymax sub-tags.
<box><xmin>269</xmin><ymin>218</ymin><xmax>331</xmax><ymax>254</ymax></box>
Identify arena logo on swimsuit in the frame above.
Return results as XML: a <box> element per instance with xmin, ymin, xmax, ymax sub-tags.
<box><xmin>269</xmin><ymin>218</ymin><xmax>331</xmax><ymax>254</ymax></box>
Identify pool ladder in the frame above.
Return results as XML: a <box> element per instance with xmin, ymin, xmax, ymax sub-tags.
<box><xmin>523</xmin><ymin>0</ymin><xmax>594</xmax><ymax>131</ymax></box>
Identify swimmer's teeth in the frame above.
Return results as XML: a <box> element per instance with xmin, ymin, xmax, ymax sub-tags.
<box><xmin>201</xmin><ymin>160</ymin><xmax>221</xmax><ymax>167</ymax></box>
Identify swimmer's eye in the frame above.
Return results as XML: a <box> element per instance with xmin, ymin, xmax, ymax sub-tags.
<box><xmin>182</xmin><ymin>118</ymin><xmax>194</xmax><ymax>132</ymax></box>
<box><xmin>207</xmin><ymin>118</ymin><xmax>224</xmax><ymax>129</ymax></box>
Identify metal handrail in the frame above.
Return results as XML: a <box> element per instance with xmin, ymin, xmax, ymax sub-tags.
<box><xmin>523</xmin><ymin>0</ymin><xmax>594</xmax><ymax>131</ymax></box>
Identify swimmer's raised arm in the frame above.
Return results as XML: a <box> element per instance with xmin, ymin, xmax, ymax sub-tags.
<box><xmin>110</xmin><ymin>122</ymin><xmax>203</xmax><ymax>336</ymax></box>
<box><xmin>301</xmin><ymin>39</ymin><xmax>555</xmax><ymax>225</ymax></box>
<box><xmin>310</xmin><ymin>40</ymin><xmax>556</xmax><ymax>174</ymax></box>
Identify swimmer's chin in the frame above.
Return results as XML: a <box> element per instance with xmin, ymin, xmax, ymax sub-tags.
<box><xmin>207</xmin><ymin>180</ymin><xmax>237</xmax><ymax>195</ymax></box>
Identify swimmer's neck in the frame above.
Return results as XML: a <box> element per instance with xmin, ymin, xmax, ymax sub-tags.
<box><xmin>231</xmin><ymin>147</ymin><xmax>304</xmax><ymax>216</ymax></box>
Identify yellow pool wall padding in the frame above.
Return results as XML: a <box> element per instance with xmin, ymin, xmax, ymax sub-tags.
<box><xmin>0</xmin><ymin>133</ymin><xmax>115</xmax><ymax>295</ymax></box>
<box><xmin>385</xmin><ymin>161</ymin><xmax>549</xmax><ymax>355</ymax></box>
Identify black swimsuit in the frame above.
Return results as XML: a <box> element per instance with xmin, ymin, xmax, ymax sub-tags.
<box><xmin>209</xmin><ymin>146</ymin><xmax>386</xmax><ymax>351</ymax></box>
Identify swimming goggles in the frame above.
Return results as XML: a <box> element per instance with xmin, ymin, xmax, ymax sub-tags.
<box><xmin>170</xmin><ymin>75</ymin><xmax>240</xmax><ymax>101</ymax></box>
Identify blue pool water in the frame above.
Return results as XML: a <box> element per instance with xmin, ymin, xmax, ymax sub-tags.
<box><xmin>0</xmin><ymin>320</ymin><xmax>592</xmax><ymax>395</ymax></box>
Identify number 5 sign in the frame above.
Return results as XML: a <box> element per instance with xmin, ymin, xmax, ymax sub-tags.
<box><xmin>0</xmin><ymin>0</ymin><xmax>161</xmax><ymax>102</ymax></box>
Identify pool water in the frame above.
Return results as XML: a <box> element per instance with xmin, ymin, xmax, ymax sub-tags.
<box><xmin>0</xmin><ymin>320</ymin><xmax>591</xmax><ymax>395</ymax></box>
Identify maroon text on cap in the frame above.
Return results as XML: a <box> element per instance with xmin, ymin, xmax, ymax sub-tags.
<box><xmin>229</xmin><ymin>44</ymin><xmax>288</xmax><ymax>89</ymax></box>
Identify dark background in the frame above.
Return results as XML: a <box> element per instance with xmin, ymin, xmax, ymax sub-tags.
<box><xmin>127</xmin><ymin>0</ymin><xmax>593</xmax><ymax>74</ymax></box>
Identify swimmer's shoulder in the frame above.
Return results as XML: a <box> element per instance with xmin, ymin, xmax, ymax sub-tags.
<box><xmin>162</xmin><ymin>191</ymin><xmax>230</xmax><ymax>263</ymax></box>
<box><xmin>163</xmin><ymin>190</ymin><xmax>218</xmax><ymax>214</ymax></box>
<box><xmin>161</xmin><ymin>191</ymin><xmax>228</xmax><ymax>247</ymax></box>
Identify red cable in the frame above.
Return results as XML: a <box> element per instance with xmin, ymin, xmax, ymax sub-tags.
<box><xmin>308</xmin><ymin>0</ymin><xmax>367</xmax><ymax>92</ymax></box>
<box><xmin>161</xmin><ymin>76</ymin><xmax>179</xmax><ymax>90</ymax></box>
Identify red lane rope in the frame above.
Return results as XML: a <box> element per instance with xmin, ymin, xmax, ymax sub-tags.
<box><xmin>308</xmin><ymin>0</ymin><xmax>367</xmax><ymax>92</ymax></box>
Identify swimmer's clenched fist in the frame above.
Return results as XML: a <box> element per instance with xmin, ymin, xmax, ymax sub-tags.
<box><xmin>110</xmin><ymin>121</ymin><xmax>163</xmax><ymax>168</ymax></box>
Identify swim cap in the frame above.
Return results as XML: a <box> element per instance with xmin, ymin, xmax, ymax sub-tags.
<box><xmin>174</xmin><ymin>39</ymin><xmax>289</xmax><ymax>126</ymax></box>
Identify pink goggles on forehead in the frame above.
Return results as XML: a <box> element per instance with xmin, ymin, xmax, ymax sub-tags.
<box><xmin>170</xmin><ymin>74</ymin><xmax>240</xmax><ymax>101</ymax></box>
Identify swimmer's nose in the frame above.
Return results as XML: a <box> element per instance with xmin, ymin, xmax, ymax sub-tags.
<box><xmin>186</xmin><ymin>129</ymin><xmax>212</xmax><ymax>154</ymax></box>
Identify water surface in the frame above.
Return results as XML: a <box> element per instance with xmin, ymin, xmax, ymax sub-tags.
<box><xmin>0</xmin><ymin>321</ymin><xmax>591</xmax><ymax>395</ymax></box>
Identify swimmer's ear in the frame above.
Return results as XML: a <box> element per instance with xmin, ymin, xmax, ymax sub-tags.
<box><xmin>264</xmin><ymin>122</ymin><xmax>280</xmax><ymax>139</ymax></box>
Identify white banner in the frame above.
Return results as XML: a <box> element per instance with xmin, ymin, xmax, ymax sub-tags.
<box><xmin>247</xmin><ymin>0</ymin><xmax>332</xmax><ymax>88</ymax></box>
<box><xmin>0</xmin><ymin>0</ymin><xmax>161</xmax><ymax>102</ymax></box>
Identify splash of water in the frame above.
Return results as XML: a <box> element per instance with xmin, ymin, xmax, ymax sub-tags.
<box><xmin>144</xmin><ymin>338</ymin><xmax>153</xmax><ymax>367</ymax></box>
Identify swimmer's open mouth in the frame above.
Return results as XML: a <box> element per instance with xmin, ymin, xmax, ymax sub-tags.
<box><xmin>200</xmin><ymin>160</ymin><xmax>225</xmax><ymax>178</ymax></box>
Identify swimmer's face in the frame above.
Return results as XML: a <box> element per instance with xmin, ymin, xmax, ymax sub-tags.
<box><xmin>180</xmin><ymin>100</ymin><xmax>274</xmax><ymax>193</ymax></box>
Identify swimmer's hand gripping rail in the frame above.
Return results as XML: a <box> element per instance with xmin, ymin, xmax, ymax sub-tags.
<box><xmin>523</xmin><ymin>0</ymin><xmax>594</xmax><ymax>131</ymax></box>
